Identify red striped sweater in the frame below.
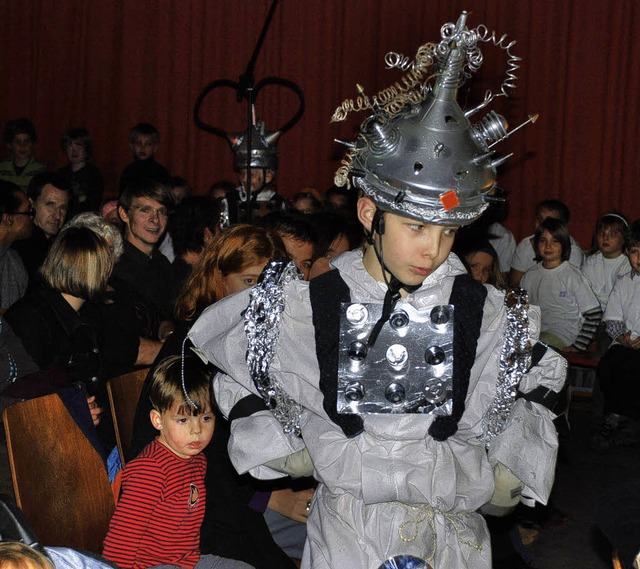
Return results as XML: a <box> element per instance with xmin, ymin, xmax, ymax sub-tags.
<box><xmin>103</xmin><ymin>438</ymin><xmax>206</xmax><ymax>569</ymax></box>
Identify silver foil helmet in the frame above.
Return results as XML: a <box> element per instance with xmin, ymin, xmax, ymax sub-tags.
<box><xmin>230</xmin><ymin>121</ymin><xmax>280</xmax><ymax>172</ymax></box>
<box><xmin>333</xmin><ymin>12</ymin><xmax>534</xmax><ymax>226</ymax></box>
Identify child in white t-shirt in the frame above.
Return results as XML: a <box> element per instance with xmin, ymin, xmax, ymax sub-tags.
<box><xmin>592</xmin><ymin>220</ymin><xmax>640</xmax><ymax>451</ymax></box>
<box><xmin>582</xmin><ymin>213</ymin><xmax>630</xmax><ymax>312</ymax></box>
<box><xmin>521</xmin><ymin>218</ymin><xmax>601</xmax><ymax>351</ymax></box>
<box><xmin>510</xmin><ymin>199</ymin><xmax>584</xmax><ymax>288</ymax></box>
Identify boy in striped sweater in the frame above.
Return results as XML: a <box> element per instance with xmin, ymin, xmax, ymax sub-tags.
<box><xmin>103</xmin><ymin>355</ymin><xmax>251</xmax><ymax>569</ymax></box>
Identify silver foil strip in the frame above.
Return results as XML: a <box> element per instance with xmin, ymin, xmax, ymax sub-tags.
<box><xmin>244</xmin><ymin>259</ymin><xmax>304</xmax><ymax>436</ymax></box>
<box><xmin>481</xmin><ymin>288</ymin><xmax>532</xmax><ymax>447</ymax></box>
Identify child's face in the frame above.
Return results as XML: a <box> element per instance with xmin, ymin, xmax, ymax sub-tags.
<box><xmin>597</xmin><ymin>225</ymin><xmax>624</xmax><ymax>259</ymax></box>
<box><xmin>465</xmin><ymin>251</ymin><xmax>494</xmax><ymax>284</ymax></box>
<box><xmin>280</xmin><ymin>235</ymin><xmax>314</xmax><ymax>279</ymax></box>
<box><xmin>627</xmin><ymin>245</ymin><xmax>640</xmax><ymax>273</ymax></box>
<box><xmin>238</xmin><ymin>168</ymin><xmax>272</xmax><ymax>193</ymax></box>
<box><xmin>65</xmin><ymin>140</ymin><xmax>87</xmax><ymax>166</ymax></box>
<box><xmin>151</xmin><ymin>401</ymin><xmax>215</xmax><ymax>460</ymax></box>
<box><xmin>131</xmin><ymin>134</ymin><xmax>158</xmax><ymax>160</ymax></box>
<box><xmin>9</xmin><ymin>133</ymin><xmax>34</xmax><ymax>163</ymax></box>
<box><xmin>308</xmin><ymin>233</ymin><xmax>350</xmax><ymax>280</ymax></box>
<box><xmin>222</xmin><ymin>260</ymin><xmax>268</xmax><ymax>296</ymax></box>
<box><xmin>358</xmin><ymin>198</ymin><xmax>458</xmax><ymax>288</ymax></box>
<box><xmin>538</xmin><ymin>230</ymin><xmax>563</xmax><ymax>268</ymax></box>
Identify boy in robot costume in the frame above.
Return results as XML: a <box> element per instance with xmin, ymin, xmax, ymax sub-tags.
<box><xmin>190</xmin><ymin>13</ymin><xmax>566</xmax><ymax>569</ymax></box>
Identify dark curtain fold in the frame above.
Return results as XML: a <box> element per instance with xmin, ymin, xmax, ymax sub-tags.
<box><xmin>1</xmin><ymin>0</ymin><xmax>638</xmax><ymax>245</ymax></box>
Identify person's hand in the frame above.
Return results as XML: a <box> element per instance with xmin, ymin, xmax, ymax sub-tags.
<box><xmin>87</xmin><ymin>395</ymin><xmax>102</xmax><ymax>426</ymax></box>
<box><xmin>620</xmin><ymin>332</ymin><xmax>640</xmax><ymax>349</ymax></box>
<box><xmin>267</xmin><ymin>487</ymin><xmax>315</xmax><ymax>523</ymax></box>
<box><xmin>563</xmin><ymin>345</ymin><xmax>579</xmax><ymax>353</ymax></box>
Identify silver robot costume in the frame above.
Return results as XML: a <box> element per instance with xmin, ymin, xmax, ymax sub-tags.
<box><xmin>189</xmin><ymin>12</ymin><xmax>565</xmax><ymax>569</ymax></box>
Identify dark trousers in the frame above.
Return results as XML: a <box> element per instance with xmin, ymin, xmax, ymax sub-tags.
<box><xmin>597</xmin><ymin>345</ymin><xmax>640</xmax><ymax>419</ymax></box>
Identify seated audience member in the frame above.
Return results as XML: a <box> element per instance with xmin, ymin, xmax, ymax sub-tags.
<box><xmin>57</xmin><ymin>127</ymin><xmax>104</xmax><ymax>217</ymax></box>
<box><xmin>64</xmin><ymin>213</ymin><xmax>155</xmax><ymax>376</ymax></box>
<box><xmin>111</xmin><ymin>180</ymin><xmax>178</xmax><ymax>342</ymax></box>
<box><xmin>520</xmin><ymin>218</ymin><xmax>601</xmax><ymax>351</ymax></box>
<box><xmin>510</xmin><ymin>199</ymin><xmax>584</xmax><ymax>287</ymax></box>
<box><xmin>458</xmin><ymin>240</ymin><xmax>506</xmax><ymax>289</ymax></box>
<box><xmin>0</xmin><ymin>118</ymin><xmax>46</xmax><ymax>190</ymax></box>
<box><xmin>158</xmin><ymin>176</ymin><xmax>194</xmax><ymax>262</ymax></box>
<box><xmin>103</xmin><ymin>355</ymin><xmax>251</xmax><ymax>569</ymax></box>
<box><xmin>167</xmin><ymin>196</ymin><xmax>221</xmax><ymax>288</ymax></box>
<box><xmin>259</xmin><ymin>212</ymin><xmax>316</xmax><ymax>279</ymax></box>
<box><xmin>290</xmin><ymin>190</ymin><xmax>322</xmax><ymax>215</ymax></box>
<box><xmin>4</xmin><ymin>226</ymin><xmax>115</xmax><ymax>446</ymax></box>
<box><xmin>592</xmin><ymin>220</ymin><xmax>640</xmax><ymax>452</ymax></box>
<box><xmin>131</xmin><ymin>225</ymin><xmax>306</xmax><ymax>568</ymax></box>
<box><xmin>582</xmin><ymin>212</ymin><xmax>630</xmax><ymax>312</ymax></box>
<box><xmin>307</xmin><ymin>212</ymin><xmax>362</xmax><ymax>279</ymax></box>
<box><xmin>118</xmin><ymin>122</ymin><xmax>171</xmax><ymax>196</ymax></box>
<box><xmin>0</xmin><ymin>182</ymin><xmax>33</xmax><ymax>310</ymax></box>
<box><xmin>13</xmin><ymin>172</ymin><xmax>70</xmax><ymax>288</ymax></box>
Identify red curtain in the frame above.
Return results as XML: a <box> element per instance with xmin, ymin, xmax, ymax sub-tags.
<box><xmin>1</xmin><ymin>0</ymin><xmax>638</xmax><ymax>246</ymax></box>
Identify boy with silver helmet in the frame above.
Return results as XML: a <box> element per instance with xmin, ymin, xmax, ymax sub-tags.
<box><xmin>189</xmin><ymin>12</ymin><xmax>565</xmax><ymax>569</ymax></box>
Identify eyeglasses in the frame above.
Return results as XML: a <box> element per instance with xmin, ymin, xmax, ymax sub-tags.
<box><xmin>129</xmin><ymin>205</ymin><xmax>169</xmax><ymax>219</ymax></box>
<box><xmin>13</xmin><ymin>208</ymin><xmax>35</xmax><ymax>218</ymax></box>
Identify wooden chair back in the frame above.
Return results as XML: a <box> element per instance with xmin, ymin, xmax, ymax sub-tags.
<box><xmin>2</xmin><ymin>392</ymin><xmax>115</xmax><ymax>553</ymax></box>
<box><xmin>107</xmin><ymin>367</ymin><xmax>149</xmax><ymax>466</ymax></box>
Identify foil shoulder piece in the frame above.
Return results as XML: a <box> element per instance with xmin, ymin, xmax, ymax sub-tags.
<box><xmin>481</xmin><ymin>288</ymin><xmax>532</xmax><ymax>447</ymax></box>
<box><xmin>244</xmin><ymin>259</ymin><xmax>304</xmax><ymax>436</ymax></box>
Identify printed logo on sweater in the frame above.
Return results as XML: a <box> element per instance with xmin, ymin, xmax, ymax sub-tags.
<box><xmin>189</xmin><ymin>484</ymin><xmax>199</xmax><ymax>508</ymax></box>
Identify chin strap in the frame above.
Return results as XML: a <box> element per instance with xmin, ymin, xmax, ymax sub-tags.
<box><xmin>365</xmin><ymin>208</ymin><xmax>420</xmax><ymax>348</ymax></box>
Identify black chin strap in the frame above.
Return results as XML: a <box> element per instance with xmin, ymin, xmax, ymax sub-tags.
<box><xmin>366</xmin><ymin>209</ymin><xmax>419</xmax><ymax>348</ymax></box>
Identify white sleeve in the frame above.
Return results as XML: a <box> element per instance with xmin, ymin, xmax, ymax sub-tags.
<box><xmin>511</xmin><ymin>237</ymin><xmax>536</xmax><ymax>272</ymax></box>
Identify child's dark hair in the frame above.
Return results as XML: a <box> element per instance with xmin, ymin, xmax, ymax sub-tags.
<box><xmin>589</xmin><ymin>212</ymin><xmax>629</xmax><ymax>254</ymax></box>
<box><xmin>627</xmin><ymin>220</ymin><xmax>640</xmax><ymax>250</ymax></box>
<box><xmin>149</xmin><ymin>355</ymin><xmax>213</xmax><ymax>416</ymax></box>
<box><xmin>129</xmin><ymin>122</ymin><xmax>159</xmax><ymax>144</ymax></box>
<box><xmin>4</xmin><ymin>118</ymin><xmax>37</xmax><ymax>144</ymax></box>
<box><xmin>259</xmin><ymin>211</ymin><xmax>317</xmax><ymax>246</ymax></box>
<box><xmin>536</xmin><ymin>199</ymin><xmax>570</xmax><ymax>224</ymax></box>
<box><xmin>534</xmin><ymin>218</ymin><xmax>571</xmax><ymax>262</ymax></box>
<box><xmin>61</xmin><ymin>127</ymin><xmax>93</xmax><ymax>159</ymax></box>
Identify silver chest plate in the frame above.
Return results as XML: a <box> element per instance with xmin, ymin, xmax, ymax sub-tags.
<box><xmin>337</xmin><ymin>302</ymin><xmax>454</xmax><ymax>415</ymax></box>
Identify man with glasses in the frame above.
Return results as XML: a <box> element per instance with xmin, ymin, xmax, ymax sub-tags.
<box><xmin>0</xmin><ymin>181</ymin><xmax>33</xmax><ymax>310</ymax></box>
<box><xmin>13</xmin><ymin>172</ymin><xmax>70</xmax><ymax>289</ymax></box>
<box><xmin>112</xmin><ymin>180</ymin><xmax>178</xmax><ymax>343</ymax></box>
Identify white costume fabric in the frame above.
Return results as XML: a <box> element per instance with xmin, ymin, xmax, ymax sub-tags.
<box><xmin>604</xmin><ymin>272</ymin><xmax>640</xmax><ymax>342</ymax></box>
<box><xmin>189</xmin><ymin>250</ymin><xmax>565</xmax><ymax>569</ymax></box>
<box><xmin>521</xmin><ymin>261</ymin><xmax>599</xmax><ymax>347</ymax></box>
<box><xmin>511</xmin><ymin>235</ymin><xmax>584</xmax><ymax>273</ymax></box>
<box><xmin>488</xmin><ymin>222</ymin><xmax>516</xmax><ymax>274</ymax></box>
<box><xmin>581</xmin><ymin>252</ymin><xmax>630</xmax><ymax>311</ymax></box>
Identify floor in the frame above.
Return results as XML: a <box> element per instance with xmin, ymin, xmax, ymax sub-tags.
<box><xmin>0</xmin><ymin>391</ymin><xmax>633</xmax><ymax>568</ymax></box>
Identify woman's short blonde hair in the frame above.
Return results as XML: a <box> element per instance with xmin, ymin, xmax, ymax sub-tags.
<box><xmin>0</xmin><ymin>542</ymin><xmax>54</xmax><ymax>568</ymax></box>
<box><xmin>39</xmin><ymin>226</ymin><xmax>114</xmax><ymax>300</ymax></box>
